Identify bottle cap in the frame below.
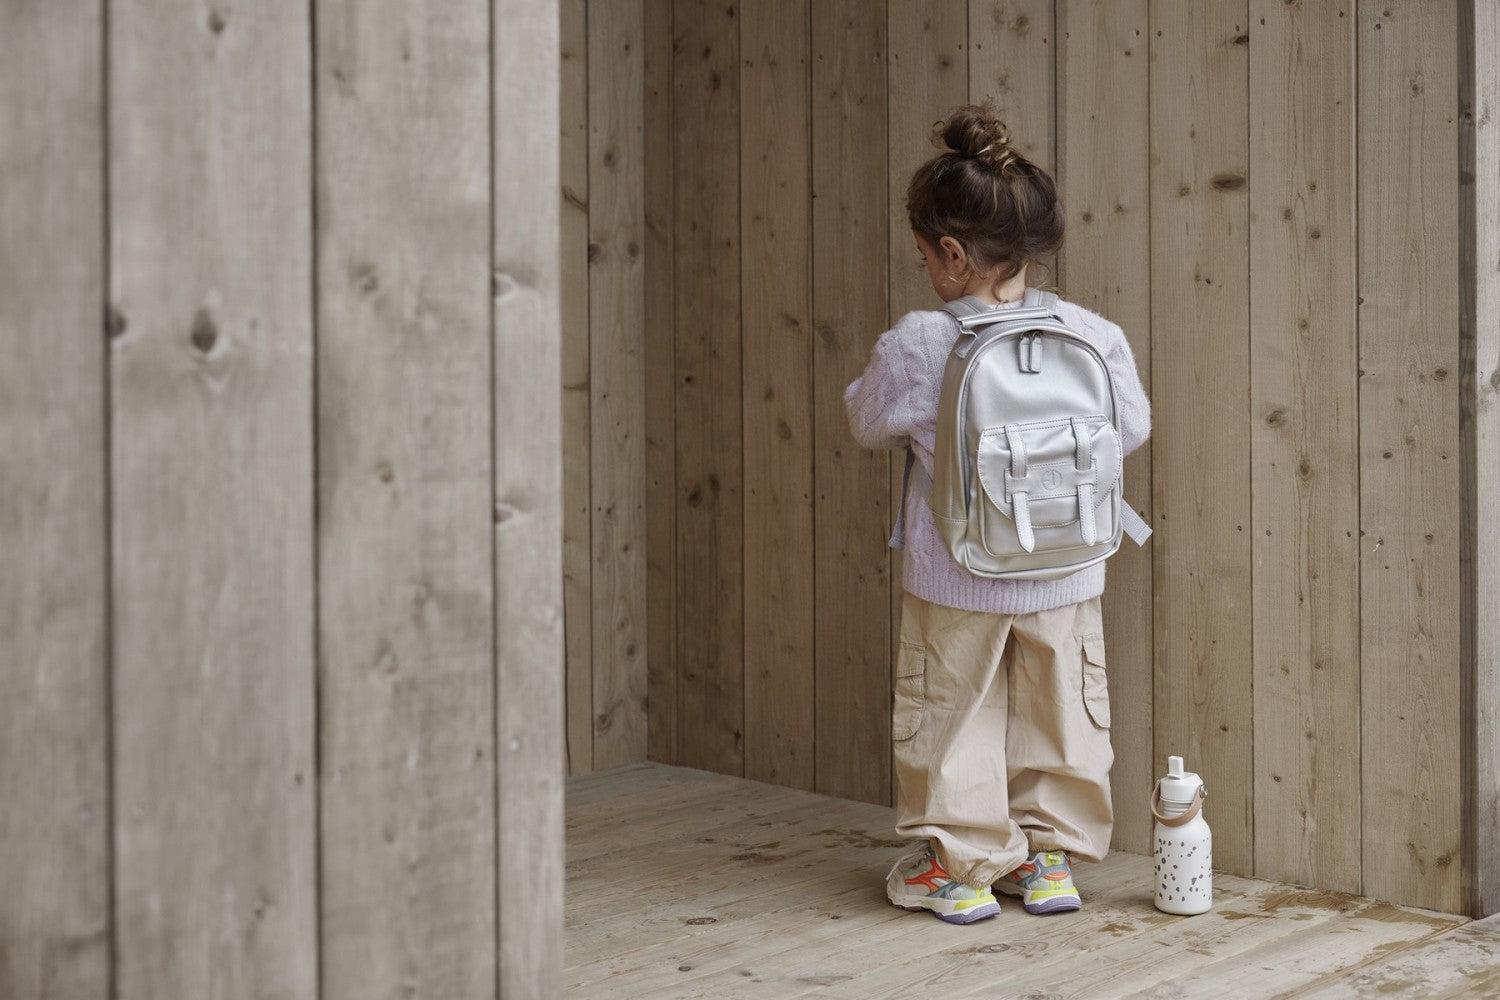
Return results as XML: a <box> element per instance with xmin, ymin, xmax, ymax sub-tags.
<box><xmin>1159</xmin><ymin>755</ymin><xmax>1204</xmax><ymax>805</ymax></box>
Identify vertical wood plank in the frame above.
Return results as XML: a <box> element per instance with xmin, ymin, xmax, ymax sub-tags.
<box><xmin>643</xmin><ymin>0</ymin><xmax>679</xmax><ymax>765</ymax></box>
<box><xmin>109</xmin><ymin>1</ymin><xmax>317</xmax><ymax>996</ymax></box>
<box><xmin>0</xmin><ymin>3</ymin><xmax>110</xmax><ymax>996</ymax></box>
<box><xmin>1463</xmin><ymin>0</ymin><xmax>1500</xmax><ymax>919</ymax></box>
<box><xmin>969</xmin><ymin>0</ymin><xmax>1056</xmax><ymax>285</ymax></box>
<box><xmin>494</xmin><ymin>0</ymin><xmax>565</xmax><ymax>992</ymax></box>
<box><xmin>316</xmin><ymin>1</ymin><xmax>497</xmax><ymax>996</ymax></box>
<box><xmin>1055</xmin><ymin>0</ymin><xmax>1154</xmax><ymax>856</ymax></box>
<box><xmin>589</xmin><ymin>0</ymin><xmax>649</xmax><ymax>769</ymax></box>
<box><xmin>886</xmin><ymin>0</ymin><xmax>967</xmax><ymax>805</ymax></box>
<box><xmin>969</xmin><ymin>1</ymin><xmax>1056</xmax><ymax>169</ymax></box>
<box><xmin>1149</xmin><ymin>0</ymin><xmax>1254</xmax><ymax>875</ymax></box>
<box><xmin>1248</xmin><ymin>0</ymin><xmax>1360</xmax><ymax>893</ymax></box>
<box><xmin>742</xmin><ymin>0</ymin><xmax>815</xmax><ymax>790</ymax></box>
<box><xmin>888</xmin><ymin>1</ymin><xmax>966</xmax><ymax>322</ymax></box>
<box><xmin>812</xmin><ymin>0</ymin><xmax>890</xmax><ymax>804</ymax></box>
<box><xmin>1358</xmin><ymin>0</ymin><xmax>1463</xmax><ymax>914</ymax></box>
<box><xmin>673</xmin><ymin>0</ymin><xmax>744</xmax><ymax>775</ymax></box>
<box><xmin>561</xmin><ymin>0</ymin><xmax>594</xmax><ymax>776</ymax></box>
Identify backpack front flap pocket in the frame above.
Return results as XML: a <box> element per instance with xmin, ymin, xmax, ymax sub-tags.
<box><xmin>975</xmin><ymin>417</ymin><xmax>1121</xmax><ymax>558</ymax></box>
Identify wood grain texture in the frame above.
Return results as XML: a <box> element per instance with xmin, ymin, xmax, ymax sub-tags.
<box><xmin>1461</xmin><ymin>0</ymin><xmax>1500</xmax><ymax>920</ymax></box>
<box><xmin>0</xmin><ymin>3</ymin><xmax>110</xmax><ymax>997</ymax></box>
<box><xmin>108</xmin><ymin>1</ymin><xmax>317</xmax><ymax>996</ymax></box>
<box><xmin>561</xmin><ymin>0</ymin><xmax>594</xmax><ymax>777</ymax></box>
<box><xmin>969</xmin><ymin>0</ymin><xmax>1057</xmax><ymax>295</ymax></box>
<box><xmin>969</xmin><ymin>0</ymin><xmax>1056</xmax><ymax>174</ymax></box>
<box><xmin>1295</xmin><ymin>914</ymin><xmax>1500</xmax><ymax>999</ymax></box>
<box><xmin>741</xmin><ymin>0</ymin><xmax>816</xmax><ymax>791</ymax></box>
<box><xmin>564</xmin><ymin>764</ymin><xmax>1474</xmax><ymax>999</ymax></box>
<box><xmin>1357</xmin><ymin>0</ymin><xmax>1463</xmax><ymax>915</ymax></box>
<box><xmin>643</xmin><ymin>0</ymin><xmax>679</xmax><ymax>765</ymax></box>
<box><xmin>673</xmin><ymin>0</ymin><xmax>744</xmax><ymax>775</ymax></box>
<box><xmin>589</xmin><ymin>0</ymin><xmax>649</xmax><ymax>771</ymax></box>
<box><xmin>1248</xmin><ymin>0</ymin><xmax>1360</xmax><ymax>893</ymax></box>
<box><xmin>1055</xmin><ymin>0</ymin><xmax>1154</xmax><ymax>856</ymax></box>
<box><xmin>812</xmin><ymin>0</ymin><xmax>891</xmax><ymax>804</ymax></box>
<box><xmin>1148</xmin><ymin>0</ymin><xmax>1254</xmax><ymax>875</ymax></box>
<box><xmin>315</xmin><ymin>2</ymin><xmax>498</xmax><ymax>996</ymax></box>
<box><xmin>494</xmin><ymin>0</ymin><xmax>565</xmax><ymax>993</ymax></box>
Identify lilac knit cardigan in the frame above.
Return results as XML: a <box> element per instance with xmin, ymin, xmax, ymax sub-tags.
<box><xmin>845</xmin><ymin>296</ymin><xmax>1152</xmax><ymax>615</ymax></box>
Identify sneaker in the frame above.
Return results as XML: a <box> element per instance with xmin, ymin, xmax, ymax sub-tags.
<box><xmin>996</xmin><ymin>851</ymin><xmax>1082</xmax><ymax>914</ymax></box>
<box><xmin>885</xmin><ymin>844</ymin><xmax>1001</xmax><ymax>924</ymax></box>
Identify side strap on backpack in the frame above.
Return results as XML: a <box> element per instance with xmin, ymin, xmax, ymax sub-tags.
<box><xmin>889</xmin><ymin>446</ymin><xmax>931</xmax><ymax>550</ymax></box>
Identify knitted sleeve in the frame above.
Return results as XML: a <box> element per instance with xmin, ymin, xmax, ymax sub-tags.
<box><xmin>1103</xmin><ymin>323</ymin><xmax>1152</xmax><ymax>456</ymax></box>
<box><xmin>844</xmin><ymin>312</ymin><xmax>931</xmax><ymax>451</ymax></box>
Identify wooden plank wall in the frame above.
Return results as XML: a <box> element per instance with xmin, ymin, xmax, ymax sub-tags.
<box><xmin>1</xmin><ymin>1</ymin><xmax>564</xmax><ymax>995</ymax></box>
<box><xmin>617</xmin><ymin>0</ymin><xmax>1491</xmax><ymax>914</ymax></box>
<box><xmin>0</xmin><ymin>3</ymin><xmax>110</xmax><ymax>996</ymax></box>
<box><xmin>558</xmin><ymin>0</ymin><xmax>652</xmax><ymax>778</ymax></box>
<box><xmin>1462</xmin><ymin>0</ymin><xmax>1500</xmax><ymax>919</ymax></box>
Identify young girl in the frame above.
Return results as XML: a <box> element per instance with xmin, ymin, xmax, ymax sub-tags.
<box><xmin>845</xmin><ymin>106</ymin><xmax>1151</xmax><ymax>924</ymax></box>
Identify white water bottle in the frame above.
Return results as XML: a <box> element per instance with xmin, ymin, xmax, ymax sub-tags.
<box><xmin>1152</xmin><ymin>755</ymin><xmax>1211</xmax><ymax>914</ymax></box>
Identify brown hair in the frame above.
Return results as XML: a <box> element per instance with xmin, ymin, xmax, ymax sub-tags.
<box><xmin>906</xmin><ymin>104</ymin><xmax>1064</xmax><ymax>285</ymax></box>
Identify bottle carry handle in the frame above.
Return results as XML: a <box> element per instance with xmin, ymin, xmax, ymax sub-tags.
<box><xmin>1150</xmin><ymin>781</ymin><xmax>1207</xmax><ymax>827</ymax></box>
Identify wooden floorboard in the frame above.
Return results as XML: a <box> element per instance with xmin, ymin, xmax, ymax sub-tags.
<box><xmin>567</xmin><ymin>764</ymin><xmax>1476</xmax><ymax>999</ymax></box>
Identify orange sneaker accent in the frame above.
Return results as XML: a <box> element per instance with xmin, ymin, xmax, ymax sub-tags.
<box><xmin>906</xmin><ymin>859</ymin><xmax>951</xmax><ymax>893</ymax></box>
<box><xmin>1044</xmin><ymin>870</ymin><xmax>1069</xmax><ymax>881</ymax></box>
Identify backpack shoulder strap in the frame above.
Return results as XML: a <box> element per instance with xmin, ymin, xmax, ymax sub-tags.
<box><xmin>1022</xmin><ymin>287</ymin><xmax>1060</xmax><ymax>313</ymax></box>
<box><xmin>941</xmin><ymin>295</ymin><xmax>993</xmax><ymax>321</ymax></box>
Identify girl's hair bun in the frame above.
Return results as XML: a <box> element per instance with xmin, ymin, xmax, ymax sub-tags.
<box><xmin>936</xmin><ymin>104</ymin><xmax>1022</xmax><ymax>175</ymax></box>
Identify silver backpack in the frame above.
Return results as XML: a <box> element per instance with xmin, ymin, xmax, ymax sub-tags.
<box><xmin>895</xmin><ymin>289</ymin><xmax>1150</xmax><ymax>580</ymax></box>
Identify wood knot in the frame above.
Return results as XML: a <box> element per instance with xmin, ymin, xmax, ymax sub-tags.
<box><xmin>1211</xmin><ymin>173</ymin><xmax>1247</xmax><ymax>191</ymax></box>
<box><xmin>190</xmin><ymin>309</ymin><xmax>218</xmax><ymax>354</ymax></box>
<box><xmin>208</xmin><ymin>9</ymin><xmax>227</xmax><ymax>34</ymax></box>
<box><xmin>107</xmin><ymin>305</ymin><xmax>128</xmax><ymax>340</ymax></box>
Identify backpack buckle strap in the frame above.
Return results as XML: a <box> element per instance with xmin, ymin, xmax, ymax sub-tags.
<box><xmin>1012</xmin><ymin>491</ymin><xmax>1036</xmax><ymax>552</ymax></box>
<box><xmin>1077</xmin><ymin>482</ymin><xmax>1098</xmax><ymax>545</ymax></box>
<box><xmin>1004</xmin><ymin>424</ymin><xmax>1028</xmax><ymax>479</ymax></box>
<box><xmin>1121</xmin><ymin>502</ymin><xmax>1153</xmax><ymax>545</ymax></box>
<box><xmin>1070</xmin><ymin>417</ymin><xmax>1093</xmax><ymax>471</ymax></box>
<box><xmin>1070</xmin><ymin>418</ymin><xmax>1099</xmax><ymax>544</ymax></box>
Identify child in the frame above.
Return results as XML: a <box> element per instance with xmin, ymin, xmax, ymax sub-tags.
<box><xmin>845</xmin><ymin>105</ymin><xmax>1151</xmax><ymax>924</ymax></box>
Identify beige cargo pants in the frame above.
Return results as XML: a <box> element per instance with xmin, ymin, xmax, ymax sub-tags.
<box><xmin>893</xmin><ymin>591</ymin><xmax>1114</xmax><ymax>889</ymax></box>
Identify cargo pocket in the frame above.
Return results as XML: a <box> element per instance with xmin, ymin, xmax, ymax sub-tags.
<box><xmin>1081</xmin><ymin>633</ymin><xmax>1111</xmax><ymax>729</ymax></box>
<box><xmin>892</xmin><ymin>641</ymin><xmax>927</xmax><ymax>741</ymax></box>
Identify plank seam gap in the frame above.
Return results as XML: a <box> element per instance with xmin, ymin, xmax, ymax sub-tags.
<box><xmin>101</xmin><ymin>0</ymin><xmax>118</xmax><ymax>994</ymax></box>
<box><xmin>1457</xmin><ymin>0</ymin><xmax>1479</xmax><ymax>918</ymax></box>
<box><xmin>487</xmin><ymin>0</ymin><xmax>502</xmax><ymax>975</ymax></box>
<box><xmin>1243</xmin><ymin>0</ymin><xmax>1255</xmax><ymax>880</ymax></box>
<box><xmin>804</xmin><ymin>0</ymin><xmax>816</xmax><ymax>793</ymax></box>
<box><xmin>1143</xmin><ymin>0</ymin><xmax>1158</xmax><ymax>821</ymax></box>
<box><xmin>581</xmin><ymin>0</ymin><xmax>593</xmax><ymax>777</ymax></box>
<box><xmin>307</xmin><ymin>0</ymin><xmax>324</xmax><ymax>993</ymax></box>
<box><xmin>669</xmin><ymin>0</ymin><xmax>681</xmax><ymax>769</ymax></box>
<box><xmin>1352</xmin><ymin>0</ymin><xmax>1364</xmax><ymax>901</ymax></box>
<box><xmin>737</xmin><ymin>0</ymin><xmax>748</xmax><ymax>781</ymax></box>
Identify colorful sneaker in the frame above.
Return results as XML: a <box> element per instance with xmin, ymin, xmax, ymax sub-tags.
<box><xmin>885</xmin><ymin>844</ymin><xmax>1001</xmax><ymax>924</ymax></box>
<box><xmin>996</xmin><ymin>851</ymin><xmax>1082</xmax><ymax>914</ymax></box>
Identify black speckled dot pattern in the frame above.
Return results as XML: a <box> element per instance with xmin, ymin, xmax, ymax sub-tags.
<box><xmin>1154</xmin><ymin>827</ymin><xmax>1213</xmax><ymax>912</ymax></box>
